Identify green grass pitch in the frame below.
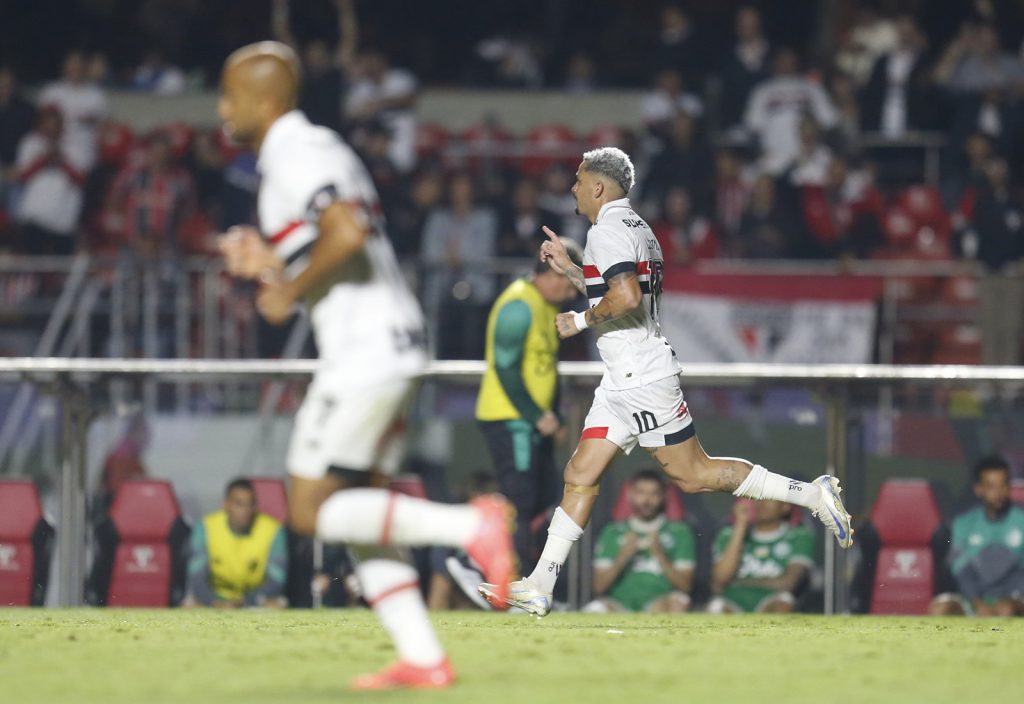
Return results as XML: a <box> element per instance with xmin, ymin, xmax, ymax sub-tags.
<box><xmin>2</xmin><ymin>610</ymin><xmax>1022</xmax><ymax>704</ymax></box>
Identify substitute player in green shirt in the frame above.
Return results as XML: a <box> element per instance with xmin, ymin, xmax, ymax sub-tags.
<box><xmin>930</xmin><ymin>455</ymin><xmax>1024</xmax><ymax>616</ymax></box>
<box><xmin>585</xmin><ymin>469</ymin><xmax>695</xmax><ymax>612</ymax></box>
<box><xmin>710</xmin><ymin>499</ymin><xmax>815</xmax><ymax>613</ymax></box>
<box><xmin>475</xmin><ymin>240</ymin><xmax>582</xmax><ymax>573</ymax></box>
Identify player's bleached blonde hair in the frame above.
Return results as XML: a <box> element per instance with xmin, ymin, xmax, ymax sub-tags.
<box><xmin>581</xmin><ymin>147</ymin><xmax>635</xmax><ymax>195</ymax></box>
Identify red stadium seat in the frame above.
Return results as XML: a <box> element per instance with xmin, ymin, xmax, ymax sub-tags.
<box><xmin>390</xmin><ymin>475</ymin><xmax>428</xmax><ymax>500</ymax></box>
<box><xmin>896</xmin><ymin>185</ymin><xmax>950</xmax><ymax>241</ymax></box>
<box><xmin>867</xmin><ymin>480</ymin><xmax>944</xmax><ymax>615</ymax></box>
<box><xmin>0</xmin><ymin>480</ymin><xmax>54</xmax><ymax>607</ymax></box>
<box><xmin>415</xmin><ymin>122</ymin><xmax>450</xmax><ymax>159</ymax></box>
<box><xmin>460</xmin><ymin>123</ymin><xmax>514</xmax><ymax>170</ymax></box>
<box><xmin>1011</xmin><ymin>479</ymin><xmax>1024</xmax><ymax>508</ymax></box>
<box><xmin>521</xmin><ymin>124</ymin><xmax>577</xmax><ymax>176</ymax></box>
<box><xmin>585</xmin><ymin>125</ymin><xmax>625</xmax><ymax>149</ymax></box>
<box><xmin>611</xmin><ymin>479</ymin><xmax>686</xmax><ymax>522</ymax></box>
<box><xmin>98</xmin><ymin>121</ymin><xmax>136</xmax><ymax>165</ymax></box>
<box><xmin>249</xmin><ymin>478</ymin><xmax>288</xmax><ymax>524</ymax></box>
<box><xmin>88</xmin><ymin>480</ymin><xmax>189</xmax><ymax>607</ymax></box>
<box><xmin>158</xmin><ymin>122</ymin><xmax>195</xmax><ymax>161</ymax></box>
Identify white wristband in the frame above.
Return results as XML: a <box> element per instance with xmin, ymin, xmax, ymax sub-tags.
<box><xmin>573</xmin><ymin>309</ymin><xmax>590</xmax><ymax>330</ymax></box>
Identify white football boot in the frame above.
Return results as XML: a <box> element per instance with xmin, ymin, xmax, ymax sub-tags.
<box><xmin>811</xmin><ymin>475</ymin><xmax>854</xmax><ymax>548</ymax></box>
<box><xmin>479</xmin><ymin>578</ymin><xmax>552</xmax><ymax>617</ymax></box>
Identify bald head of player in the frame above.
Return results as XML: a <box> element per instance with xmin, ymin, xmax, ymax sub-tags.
<box><xmin>570</xmin><ymin>147</ymin><xmax>636</xmax><ymax>224</ymax></box>
<box><xmin>218</xmin><ymin>41</ymin><xmax>302</xmax><ymax>149</ymax></box>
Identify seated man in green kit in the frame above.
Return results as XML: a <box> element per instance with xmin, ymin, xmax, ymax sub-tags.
<box><xmin>709</xmin><ymin>499</ymin><xmax>815</xmax><ymax>613</ymax></box>
<box><xmin>584</xmin><ymin>469</ymin><xmax>695</xmax><ymax>612</ymax></box>
<box><xmin>184</xmin><ymin>478</ymin><xmax>288</xmax><ymax>608</ymax></box>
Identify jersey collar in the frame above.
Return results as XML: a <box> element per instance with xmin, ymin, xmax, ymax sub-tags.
<box><xmin>257</xmin><ymin>110</ymin><xmax>308</xmax><ymax>173</ymax></box>
<box><xmin>595</xmin><ymin>197</ymin><xmax>632</xmax><ymax>225</ymax></box>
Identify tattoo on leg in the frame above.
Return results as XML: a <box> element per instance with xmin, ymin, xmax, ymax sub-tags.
<box><xmin>711</xmin><ymin>464</ymin><xmax>743</xmax><ymax>492</ymax></box>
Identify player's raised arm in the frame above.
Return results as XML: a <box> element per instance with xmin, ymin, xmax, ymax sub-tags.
<box><xmin>540</xmin><ymin>225</ymin><xmax>587</xmax><ymax>295</ymax></box>
<box><xmin>555</xmin><ymin>268</ymin><xmax>643</xmax><ymax>339</ymax></box>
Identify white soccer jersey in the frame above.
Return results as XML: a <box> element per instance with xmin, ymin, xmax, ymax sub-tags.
<box><xmin>257</xmin><ymin>110</ymin><xmax>426</xmax><ymax>383</ymax></box>
<box><xmin>582</xmin><ymin>198</ymin><xmax>681</xmax><ymax>390</ymax></box>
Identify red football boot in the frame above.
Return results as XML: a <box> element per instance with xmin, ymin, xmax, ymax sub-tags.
<box><xmin>464</xmin><ymin>494</ymin><xmax>515</xmax><ymax>609</ymax></box>
<box><xmin>351</xmin><ymin>658</ymin><xmax>456</xmax><ymax>690</ymax></box>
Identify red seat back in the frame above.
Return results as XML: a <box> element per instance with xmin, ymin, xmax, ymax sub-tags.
<box><xmin>611</xmin><ymin>480</ymin><xmax>686</xmax><ymax>522</ymax></box>
<box><xmin>107</xmin><ymin>480</ymin><xmax>181</xmax><ymax>607</ymax></box>
<box><xmin>250</xmin><ymin>478</ymin><xmax>289</xmax><ymax>524</ymax></box>
<box><xmin>868</xmin><ymin>480</ymin><xmax>942</xmax><ymax>614</ymax></box>
<box><xmin>390</xmin><ymin>475</ymin><xmax>428</xmax><ymax>500</ymax></box>
<box><xmin>0</xmin><ymin>480</ymin><xmax>43</xmax><ymax>606</ymax></box>
<box><xmin>1012</xmin><ymin>480</ymin><xmax>1024</xmax><ymax>508</ymax></box>
<box><xmin>521</xmin><ymin>124</ymin><xmax>577</xmax><ymax>176</ymax></box>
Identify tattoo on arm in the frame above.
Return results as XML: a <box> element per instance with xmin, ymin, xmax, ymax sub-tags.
<box><xmin>565</xmin><ymin>264</ymin><xmax>587</xmax><ymax>295</ymax></box>
<box><xmin>585</xmin><ymin>271</ymin><xmax>641</xmax><ymax>327</ymax></box>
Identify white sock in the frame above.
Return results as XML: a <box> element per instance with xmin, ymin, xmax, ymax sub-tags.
<box><xmin>316</xmin><ymin>488</ymin><xmax>481</xmax><ymax>547</ymax></box>
<box><xmin>356</xmin><ymin>559</ymin><xmax>444</xmax><ymax>667</ymax></box>
<box><xmin>527</xmin><ymin>507</ymin><xmax>583</xmax><ymax>593</ymax></box>
<box><xmin>732</xmin><ymin>465</ymin><xmax>821</xmax><ymax>509</ymax></box>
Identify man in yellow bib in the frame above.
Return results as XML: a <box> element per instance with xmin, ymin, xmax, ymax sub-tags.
<box><xmin>475</xmin><ymin>240</ymin><xmax>582</xmax><ymax>572</ymax></box>
<box><xmin>185</xmin><ymin>478</ymin><xmax>288</xmax><ymax>608</ymax></box>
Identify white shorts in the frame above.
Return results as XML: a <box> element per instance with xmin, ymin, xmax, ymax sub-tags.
<box><xmin>286</xmin><ymin>374</ymin><xmax>416</xmax><ymax>480</ymax></box>
<box><xmin>581</xmin><ymin>375</ymin><xmax>695</xmax><ymax>454</ymax></box>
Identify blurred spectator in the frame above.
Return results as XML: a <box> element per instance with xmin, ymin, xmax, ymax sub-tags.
<box><xmin>652</xmin><ymin>5</ymin><xmax>701</xmax><ymax>78</ymax></box>
<box><xmin>949</xmin><ymin>88</ymin><xmax>1019</xmax><ymax>159</ymax></box>
<box><xmin>936</xmin><ymin>23</ymin><xmax>1024</xmax><ymax>95</ymax></box>
<box><xmin>583</xmin><ymin>470</ymin><xmax>695</xmax><ymax>613</ymax></box>
<box><xmin>719</xmin><ymin>6</ymin><xmax>772</xmax><ymax>129</ymax></box>
<box><xmin>789</xmin><ymin>116</ymin><xmax>834</xmax><ymax>187</ymax></box>
<box><xmin>130</xmin><ymin>50</ymin><xmax>187</xmax><ymax>95</ymax></box>
<box><xmin>272</xmin><ymin>0</ymin><xmax>358</xmax><ymax>134</ymax></box>
<box><xmin>474</xmin><ymin>35</ymin><xmax>544</xmax><ymax>88</ymax></box>
<box><xmin>102</xmin><ymin>130</ymin><xmax>197</xmax><ymax>257</ymax></box>
<box><xmin>95</xmin><ymin>413</ymin><xmax>150</xmax><ymax>517</ymax></box>
<box><xmin>708</xmin><ymin>499</ymin><xmax>814</xmax><ymax>614</ymax></box>
<box><xmin>744</xmin><ymin>48</ymin><xmax>838</xmax><ymax>175</ymax></box>
<box><xmin>13</xmin><ymin>107</ymin><xmax>86</xmax><ymax>254</ymax></box>
<box><xmin>801</xmin><ymin>157</ymin><xmax>885</xmax><ymax>258</ymax></box>
<box><xmin>734</xmin><ymin>174</ymin><xmax>796</xmax><ymax>258</ymax></box>
<box><xmin>184</xmin><ymin>478</ymin><xmax>288</xmax><ymax>609</ymax></box>
<box><xmin>389</xmin><ymin>167</ymin><xmax>444</xmax><ymax>258</ymax></box>
<box><xmin>86</xmin><ymin>52</ymin><xmax>113</xmax><ymax>87</ymax></box>
<box><xmin>640</xmin><ymin>112</ymin><xmax>711</xmax><ymax>215</ymax></box>
<box><xmin>347</xmin><ymin>50</ymin><xmax>418</xmax><ymax>172</ymax></box>
<box><xmin>420</xmin><ymin>172</ymin><xmax>497</xmax><ymax>359</ymax></box>
<box><xmin>37</xmin><ymin>50</ymin><xmax>108</xmax><ymax>170</ymax></box>
<box><xmin>0</xmin><ymin>67</ymin><xmax>34</xmax><ymax>185</ymax></box>
<box><xmin>712</xmin><ymin>148</ymin><xmax>752</xmax><ymax>240</ymax></box>
<box><xmin>955</xmin><ymin>157</ymin><xmax>1024</xmax><ymax>365</ymax></box>
<box><xmin>827</xmin><ymin>70</ymin><xmax>862</xmax><ymax>149</ymax></box>
<box><xmin>564</xmin><ymin>52</ymin><xmax>598</xmax><ymax>93</ymax></box>
<box><xmin>642</xmin><ymin>69</ymin><xmax>704</xmax><ymax>138</ymax></box>
<box><xmin>652</xmin><ymin>186</ymin><xmax>718</xmax><ymax>267</ymax></box>
<box><xmin>359</xmin><ymin>122</ymin><xmax>402</xmax><ymax>213</ymax></box>
<box><xmin>947</xmin><ymin>132</ymin><xmax>993</xmax><ymax>213</ymax></box>
<box><xmin>497</xmin><ymin>177</ymin><xmax>560</xmax><ymax>257</ymax></box>
<box><xmin>930</xmin><ymin>456</ymin><xmax>1024</xmax><ymax>616</ymax></box>
<box><xmin>475</xmin><ymin>242</ymin><xmax>580</xmax><ymax>573</ymax></box>
<box><xmin>538</xmin><ymin>165</ymin><xmax>587</xmax><ymax>244</ymax></box>
<box><xmin>861</xmin><ymin>15</ymin><xmax>937</xmax><ymax>137</ymax></box>
<box><xmin>834</xmin><ymin>5</ymin><xmax>898</xmax><ymax>85</ymax></box>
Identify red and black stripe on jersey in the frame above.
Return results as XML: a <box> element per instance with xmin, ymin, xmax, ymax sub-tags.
<box><xmin>583</xmin><ymin>260</ymin><xmax>654</xmax><ymax>302</ymax></box>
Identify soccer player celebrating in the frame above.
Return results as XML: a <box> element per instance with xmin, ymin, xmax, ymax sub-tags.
<box><xmin>215</xmin><ymin>42</ymin><xmax>514</xmax><ymax>689</ymax></box>
<box><xmin>479</xmin><ymin>147</ymin><xmax>852</xmax><ymax>615</ymax></box>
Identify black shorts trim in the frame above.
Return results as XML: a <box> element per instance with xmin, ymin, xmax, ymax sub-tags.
<box><xmin>327</xmin><ymin>465</ymin><xmax>373</xmax><ymax>486</ymax></box>
<box><xmin>663</xmin><ymin>423</ymin><xmax>696</xmax><ymax>446</ymax></box>
<box><xmin>602</xmin><ymin>261</ymin><xmax>636</xmax><ymax>282</ymax></box>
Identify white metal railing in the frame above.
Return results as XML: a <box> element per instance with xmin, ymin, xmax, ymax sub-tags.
<box><xmin>3</xmin><ymin>358</ymin><xmax>1024</xmax><ymax>613</ymax></box>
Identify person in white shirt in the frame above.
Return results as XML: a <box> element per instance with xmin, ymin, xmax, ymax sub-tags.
<box><xmin>214</xmin><ymin>42</ymin><xmax>513</xmax><ymax>691</ymax></box>
<box><xmin>37</xmin><ymin>51</ymin><xmax>107</xmax><ymax>171</ymax></box>
<box><xmin>475</xmin><ymin>147</ymin><xmax>853</xmax><ymax>616</ymax></box>
<box><xmin>346</xmin><ymin>51</ymin><xmax>418</xmax><ymax>172</ymax></box>
<box><xmin>14</xmin><ymin>107</ymin><xmax>86</xmax><ymax>254</ymax></box>
<box><xmin>744</xmin><ymin>48</ymin><xmax>838</xmax><ymax>175</ymax></box>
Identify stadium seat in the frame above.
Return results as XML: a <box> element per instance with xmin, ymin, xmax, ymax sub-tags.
<box><xmin>415</xmin><ymin>122</ymin><xmax>450</xmax><ymax>159</ymax></box>
<box><xmin>86</xmin><ymin>480</ymin><xmax>190</xmax><ymax>607</ymax></box>
<box><xmin>249</xmin><ymin>478</ymin><xmax>288</xmax><ymax>524</ymax></box>
<box><xmin>521</xmin><ymin>124</ymin><xmax>577</xmax><ymax>176</ymax></box>
<box><xmin>390</xmin><ymin>474</ymin><xmax>428</xmax><ymax>500</ymax></box>
<box><xmin>610</xmin><ymin>480</ymin><xmax>686</xmax><ymax>522</ymax></box>
<box><xmin>858</xmin><ymin>480</ymin><xmax>949</xmax><ymax>615</ymax></box>
<box><xmin>0</xmin><ymin>480</ymin><xmax>54</xmax><ymax>607</ymax></box>
<box><xmin>460</xmin><ymin>123</ymin><xmax>514</xmax><ymax>170</ymax></box>
<box><xmin>585</xmin><ymin>125</ymin><xmax>625</xmax><ymax>149</ymax></box>
<box><xmin>1011</xmin><ymin>479</ymin><xmax>1024</xmax><ymax>508</ymax></box>
<box><xmin>98</xmin><ymin>121</ymin><xmax>136</xmax><ymax>165</ymax></box>
<box><xmin>896</xmin><ymin>185</ymin><xmax>950</xmax><ymax>241</ymax></box>
<box><xmin>158</xmin><ymin>122</ymin><xmax>195</xmax><ymax>161</ymax></box>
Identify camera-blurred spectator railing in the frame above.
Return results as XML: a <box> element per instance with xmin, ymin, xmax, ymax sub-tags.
<box><xmin>5</xmin><ymin>358</ymin><xmax>1024</xmax><ymax>611</ymax></box>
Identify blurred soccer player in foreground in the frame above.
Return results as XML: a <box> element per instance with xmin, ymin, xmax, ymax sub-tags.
<box><xmin>479</xmin><ymin>147</ymin><xmax>852</xmax><ymax>615</ymax></box>
<box><xmin>215</xmin><ymin>41</ymin><xmax>513</xmax><ymax>690</ymax></box>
